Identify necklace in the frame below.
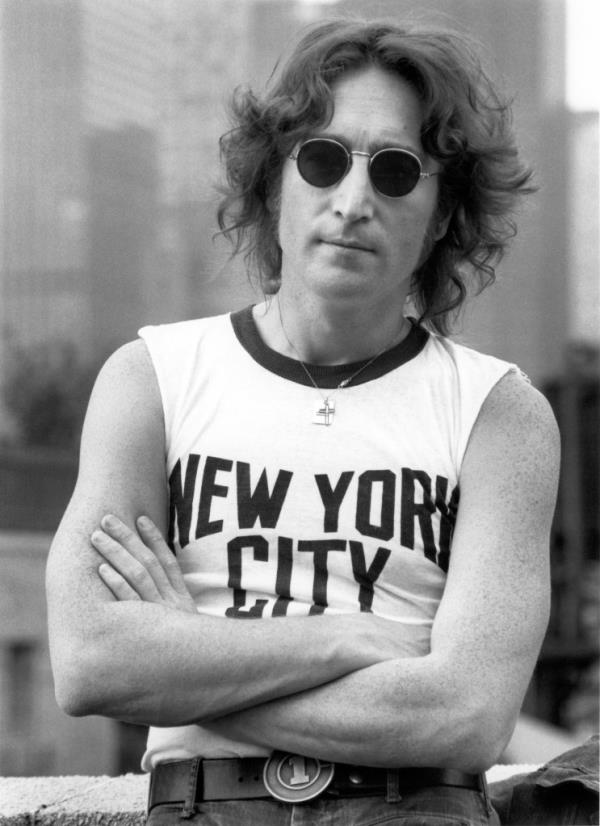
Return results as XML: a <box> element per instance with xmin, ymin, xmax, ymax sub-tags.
<box><xmin>276</xmin><ymin>298</ymin><xmax>405</xmax><ymax>426</ymax></box>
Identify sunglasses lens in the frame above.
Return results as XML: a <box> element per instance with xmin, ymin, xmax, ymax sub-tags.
<box><xmin>370</xmin><ymin>150</ymin><xmax>421</xmax><ymax>197</ymax></box>
<box><xmin>296</xmin><ymin>140</ymin><xmax>348</xmax><ymax>188</ymax></box>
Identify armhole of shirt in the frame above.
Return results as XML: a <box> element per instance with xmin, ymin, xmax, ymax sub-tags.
<box><xmin>138</xmin><ymin>324</ymin><xmax>176</xmax><ymax>459</ymax></box>
<box><xmin>456</xmin><ymin>363</ymin><xmax>528</xmax><ymax>475</ymax></box>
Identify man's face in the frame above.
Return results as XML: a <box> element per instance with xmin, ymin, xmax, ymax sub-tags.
<box><xmin>276</xmin><ymin>64</ymin><xmax>445</xmax><ymax>311</ymax></box>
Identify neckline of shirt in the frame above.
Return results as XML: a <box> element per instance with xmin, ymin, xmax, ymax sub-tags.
<box><xmin>229</xmin><ymin>305</ymin><xmax>429</xmax><ymax>390</ymax></box>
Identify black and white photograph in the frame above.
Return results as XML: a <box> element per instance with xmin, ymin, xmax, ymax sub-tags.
<box><xmin>0</xmin><ymin>1</ymin><xmax>598</xmax><ymax>823</ymax></box>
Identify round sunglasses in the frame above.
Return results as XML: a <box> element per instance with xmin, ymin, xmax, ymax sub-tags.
<box><xmin>289</xmin><ymin>137</ymin><xmax>439</xmax><ymax>199</ymax></box>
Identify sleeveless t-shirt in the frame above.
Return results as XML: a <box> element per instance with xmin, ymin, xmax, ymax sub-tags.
<box><xmin>138</xmin><ymin>306</ymin><xmax>518</xmax><ymax>770</ymax></box>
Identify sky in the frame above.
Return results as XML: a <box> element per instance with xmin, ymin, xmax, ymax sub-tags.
<box><xmin>566</xmin><ymin>0</ymin><xmax>600</xmax><ymax>110</ymax></box>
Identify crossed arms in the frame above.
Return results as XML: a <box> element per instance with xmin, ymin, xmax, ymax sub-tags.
<box><xmin>46</xmin><ymin>339</ymin><xmax>560</xmax><ymax>773</ymax></box>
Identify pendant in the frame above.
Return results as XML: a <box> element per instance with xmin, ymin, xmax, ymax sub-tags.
<box><xmin>313</xmin><ymin>397</ymin><xmax>335</xmax><ymax>426</ymax></box>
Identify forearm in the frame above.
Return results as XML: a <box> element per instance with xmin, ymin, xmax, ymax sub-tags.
<box><xmin>50</xmin><ymin>600</ymin><xmax>395</xmax><ymax>727</ymax></box>
<box><xmin>49</xmin><ymin>506</ymin><xmax>416</xmax><ymax>728</ymax></box>
<box><xmin>202</xmin><ymin>655</ymin><xmax>500</xmax><ymax>773</ymax></box>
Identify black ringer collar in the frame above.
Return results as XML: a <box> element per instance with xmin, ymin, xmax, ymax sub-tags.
<box><xmin>230</xmin><ymin>305</ymin><xmax>429</xmax><ymax>390</ymax></box>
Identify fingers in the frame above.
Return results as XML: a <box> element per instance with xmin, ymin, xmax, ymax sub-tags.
<box><xmin>99</xmin><ymin>514</ymin><xmax>174</xmax><ymax>591</ymax></box>
<box><xmin>91</xmin><ymin>514</ymin><xmax>196</xmax><ymax>613</ymax></box>
<box><xmin>135</xmin><ymin>515</ymin><xmax>190</xmax><ymax>598</ymax></box>
<box><xmin>91</xmin><ymin>525</ymin><xmax>164</xmax><ymax>603</ymax></box>
<box><xmin>98</xmin><ymin>563</ymin><xmax>141</xmax><ymax>601</ymax></box>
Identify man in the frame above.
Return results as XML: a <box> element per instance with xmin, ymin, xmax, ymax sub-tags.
<box><xmin>46</xmin><ymin>18</ymin><xmax>560</xmax><ymax>826</ymax></box>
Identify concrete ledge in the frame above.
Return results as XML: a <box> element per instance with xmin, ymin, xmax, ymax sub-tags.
<box><xmin>0</xmin><ymin>774</ymin><xmax>147</xmax><ymax>825</ymax></box>
<box><xmin>0</xmin><ymin>767</ymin><xmax>538</xmax><ymax>824</ymax></box>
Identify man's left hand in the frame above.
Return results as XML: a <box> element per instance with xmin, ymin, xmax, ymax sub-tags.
<box><xmin>90</xmin><ymin>514</ymin><xmax>196</xmax><ymax>614</ymax></box>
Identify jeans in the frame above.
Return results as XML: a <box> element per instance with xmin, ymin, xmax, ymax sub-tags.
<box><xmin>146</xmin><ymin>785</ymin><xmax>499</xmax><ymax>825</ymax></box>
<box><xmin>489</xmin><ymin>735</ymin><xmax>599</xmax><ymax>825</ymax></box>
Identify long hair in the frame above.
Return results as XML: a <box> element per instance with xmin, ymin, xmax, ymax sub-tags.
<box><xmin>217</xmin><ymin>18</ymin><xmax>535</xmax><ymax>335</ymax></box>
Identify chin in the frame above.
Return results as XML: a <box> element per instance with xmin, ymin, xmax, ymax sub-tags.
<box><xmin>311</xmin><ymin>274</ymin><xmax>379</xmax><ymax>303</ymax></box>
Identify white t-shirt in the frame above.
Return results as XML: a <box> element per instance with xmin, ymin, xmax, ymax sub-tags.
<box><xmin>138</xmin><ymin>306</ymin><xmax>518</xmax><ymax>770</ymax></box>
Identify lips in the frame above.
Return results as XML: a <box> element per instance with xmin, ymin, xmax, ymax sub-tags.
<box><xmin>322</xmin><ymin>238</ymin><xmax>374</xmax><ymax>253</ymax></box>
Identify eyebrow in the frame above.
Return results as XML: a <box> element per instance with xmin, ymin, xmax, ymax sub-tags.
<box><xmin>313</xmin><ymin>130</ymin><xmax>426</xmax><ymax>162</ymax></box>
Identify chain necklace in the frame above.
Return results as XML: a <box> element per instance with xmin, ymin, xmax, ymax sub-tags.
<box><xmin>276</xmin><ymin>297</ymin><xmax>405</xmax><ymax>426</ymax></box>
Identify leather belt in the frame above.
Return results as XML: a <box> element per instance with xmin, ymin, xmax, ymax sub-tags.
<box><xmin>148</xmin><ymin>753</ymin><xmax>484</xmax><ymax>812</ymax></box>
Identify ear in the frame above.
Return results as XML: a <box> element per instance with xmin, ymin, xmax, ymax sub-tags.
<box><xmin>432</xmin><ymin>209</ymin><xmax>453</xmax><ymax>242</ymax></box>
<box><xmin>266</xmin><ymin>186</ymin><xmax>279</xmax><ymax>215</ymax></box>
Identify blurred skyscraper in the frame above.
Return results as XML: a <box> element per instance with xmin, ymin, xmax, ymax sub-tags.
<box><xmin>0</xmin><ymin>0</ymin><xmax>162</xmax><ymax>365</ymax></box>
<box><xmin>155</xmin><ymin>0</ymin><xmax>255</xmax><ymax>319</ymax></box>
<box><xmin>0</xmin><ymin>2</ymin><xmax>269</xmax><ymax>410</ymax></box>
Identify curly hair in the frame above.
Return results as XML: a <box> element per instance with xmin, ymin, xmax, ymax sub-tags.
<box><xmin>217</xmin><ymin>18</ymin><xmax>535</xmax><ymax>335</ymax></box>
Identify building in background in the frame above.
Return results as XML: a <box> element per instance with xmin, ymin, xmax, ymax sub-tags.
<box><xmin>0</xmin><ymin>0</ymin><xmax>256</xmax><ymax>396</ymax></box>
<box><xmin>155</xmin><ymin>0</ymin><xmax>256</xmax><ymax>320</ymax></box>
<box><xmin>0</xmin><ymin>0</ymin><xmax>160</xmax><ymax>370</ymax></box>
<box><xmin>0</xmin><ymin>0</ymin><xmax>597</xmax><ymax>777</ymax></box>
<box><xmin>0</xmin><ymin>0</ymin><xmax>87</xmax><ymax>366</ymax></box>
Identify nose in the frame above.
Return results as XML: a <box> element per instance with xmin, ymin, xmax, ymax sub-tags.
<box><xmin>331</xmin><ymin>152</ymin><xmax>375</xmax><ymax>223</ymax></box>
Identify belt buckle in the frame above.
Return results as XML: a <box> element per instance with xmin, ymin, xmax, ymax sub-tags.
<box><xmin>263</xmin><ymin>751</ymin><xmax>335</xmax><ymax>803</ymax></box>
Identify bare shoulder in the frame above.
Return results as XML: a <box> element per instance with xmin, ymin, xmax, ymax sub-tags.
<box><xmin>90</xmin><ymin>338</ymin><xmax>160</xmax><ymax>406</ymax></box>
<box><xmin>460</xmin><ymin>369</ymin><xmax>560</xmax><ymax>544</ymax></box>
<box><xmin>479</xmin><ymin>369</ymin><xmax>558</xmax><ymax>431</ymax></box>
<box><xmin>83</xmin><ymin>336</ymin><xmax>162</xmax><ymax>455</ymax></box>
<box><xmin>465</xmin><ymin>369</ymin><xmax>560</xmax><ymax>474</ymax></box>
<box><xmin>80</xmin><ymin>339</ymin><xmax>163</xmax><ymax>446</ymax></box>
